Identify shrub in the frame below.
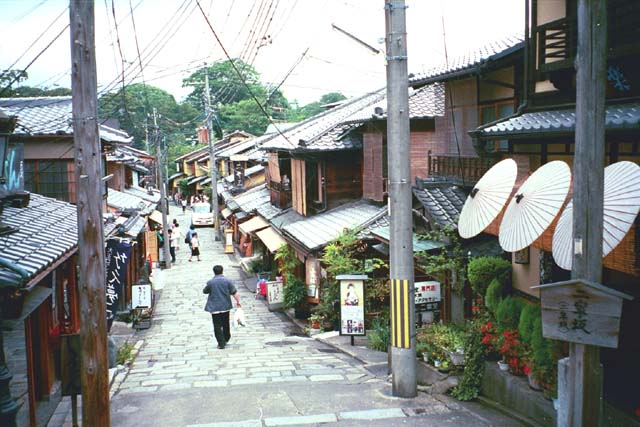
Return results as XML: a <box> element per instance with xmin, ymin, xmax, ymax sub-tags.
<box><xmin>467</xmin><ymin>256</ymin><xmax>511</xmax><ymax>297</ymax></box>
<box><xmin>367</xmin><ymin>315</ymin><xmax>390</xmax><ymax>352</ymax></box>
<box><xmin>451</xmin><ymin>323</ymin><xmax>485</xmax><ymax>401</ymax></box>
<box><xmin>531</xmin><ymin>319</ymin><xmax>559</xmax><ymax>398</ymax></box>
<box><xmin>485</xmin><ymin>278</ymin><xmax>503</xmax><ymax>314</ymax></box>
<box><xmin>283</xmin><ymin>277</ymin><xmax>307</xmax><ymax>309</ymax></box>
<box><xmin>495</xmin><ymin>296</ymin><xmax>526</xmax><ymax>330</ymax></box>
<box><xmin>518</xmin><ymin>303</ymin><xmax>540</xmax><ymax>347</ymax></box>
<box><xmin>117</xmin><ymin>341</ymin><xmax>135</xmax><ymax>365</ymax></box>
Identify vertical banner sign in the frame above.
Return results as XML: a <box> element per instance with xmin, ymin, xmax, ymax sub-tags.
<box><xmin>391</xmin><ymin>279</ymin><xmax>410</xmax><ymax>348</ymax></box>
<box><xmin>0</xmin><ymin>143</ymin><xmax>24</xmax><ymax>192</ymax></box>
<box><xmin>105</xmin><ymin>239</ymin><xmax>132</xmax><ymax>330</ymax></box>
<box><xmin>339</xmin><ymin>279</ymin><xmax>365</xmax><ymax>336</ymax></box>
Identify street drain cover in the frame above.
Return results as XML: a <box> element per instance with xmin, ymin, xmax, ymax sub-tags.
<box><xmin>265</xmin><ymin>340</ymin><xmax>298</xmax><ymax>346</ymax></box>
<box><xmin>317</xmin><ymin>348</ymin><xmax>340</xmax><ymax>353</ymax></box>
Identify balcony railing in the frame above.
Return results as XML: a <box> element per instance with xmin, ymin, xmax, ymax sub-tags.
<box><xmin>427</xmin><ymin>154</ymin><xmax>496</xmax><ymax>185</ymax></box>
<box><xmin>269</xmin><ymin>181</ymin><xmax>291</xmax><ymax>209</ymax></box>
<box><xmin>535</xmin><ymin>1</ymin><xmax>640</xmax><ymax>74</ymax></box>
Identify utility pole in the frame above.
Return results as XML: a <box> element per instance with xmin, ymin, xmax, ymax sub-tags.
<box><xmin>565</xmin><ymin>0</ymin><xmax>607</xmax><ymax>425</ymax></box>
<box><xmin>204</xmin><ymin>65</ymin><xmax>220</xmax><ymax>240</ymax></box>
<box><xmin>69</xmin><ymin>1</ymin><xmax>109</xmax><ymax>425</ymax></box>
<box><xmin>154</xmin><ymin>108</ymin><xmax>172</xmax><ymax>269</ymax></box>
<box><xmin>385</xmin><ymin>0</ymin><xmax>416</xmax><ymax>398</ymax></box>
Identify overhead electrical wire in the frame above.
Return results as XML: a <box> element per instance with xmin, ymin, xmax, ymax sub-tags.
<box><xmin>195</xmin><ymin>0</ymin><xmax>291</xmax><ymax>143</ymax></box>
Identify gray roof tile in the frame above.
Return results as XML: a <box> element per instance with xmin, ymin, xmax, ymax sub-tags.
<box><xmin>282</xmin><ymin>200</ymin><xmax>385</xmax><ymax>252</ymax></box>
<box><xmin>0</xmin><ymin>96</ymin><xmax>132</xmax><ymax>142</ymax></box>
<box><xmin>230</xmin><ymin>184</ymin><xmax>270</xmax><ymax>214</ymax></box>
<box><xmin>0</xmin><ymin>193</ymin><xmax>77</xmax><ymax>286</ymax></box>
<box><xmin>409</xmin><ymin>35</ymin><xmax>524</xmax><ymax>85</ymax></box>
<box><xmin>413</xmin><ymin>184</ymin><xmax>467</xmax><ymax>229</ymax></box>
<box><xmin>475</xmin><ymin>103</ymin><xmax>640</xmax><ymax>138</ymax></box>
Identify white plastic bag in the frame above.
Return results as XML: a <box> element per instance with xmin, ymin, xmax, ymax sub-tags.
<box><xmin>233</xmin><ymin>307</ymin><xmax>246</xmax><ymax>327</ymax></box>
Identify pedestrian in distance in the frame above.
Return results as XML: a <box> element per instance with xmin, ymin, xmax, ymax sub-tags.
<box><xmin>168</xmin><ymin>229</ymin><xmax>177</xmax><ymax>263</ymax></box>
<box><xmin>181</xmin><ymin>198</ymin><xmax>187</xmax><ymax>214</ymax></box>
<box><xmin>185</xmin><ymin>224</ymin><xmax>195</xmax><ymax>247</ymax></box>
<box><xmin>189</xmin><ymin>232</ymin><xmax>201</xmax><ymax>262</ymax></box>
<box><xmin>203</xmin><ymin>265</ymin><xmax>241</xmax><ymax>349</ymax></box>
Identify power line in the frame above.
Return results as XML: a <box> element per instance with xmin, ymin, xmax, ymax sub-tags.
<box><xmin>195</xmin><ymin>0</ymin><xmax>290</xmax><ymax>143</ymax></box>
<box><xmin>0</xmin><ymin>23</ymin><xmax>69</xmax><ymax>97</ymax></box>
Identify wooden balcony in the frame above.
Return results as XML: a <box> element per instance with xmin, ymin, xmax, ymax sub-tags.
<box><xmin>535</xmin><ymin>1</ymin><xmax>640</xmax><ymax>75</ymax></box>
<box><xmin>269</xmin><ymin>181</ymin><xmax>291</xmax><ymax>209</ymax></box>
<box><xmin>427</xmin><ymin>154</ymin><xmax>496</xmax><ymax>186</ymax></box>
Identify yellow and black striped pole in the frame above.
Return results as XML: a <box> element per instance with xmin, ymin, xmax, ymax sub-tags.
<box><xmin>390</xmin><ymin>279</ymin><xmax>411</xmax><ymax>349</ymax></box>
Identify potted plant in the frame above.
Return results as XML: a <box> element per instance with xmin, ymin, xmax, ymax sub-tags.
<box><xmin>497</xmin><ymin>359</ymin><xmax>509</xmax><ymax>371</ymax></box>
<box><xmin>283</xmin><ymin>277</ymin><xmax>309</xmax><ymax>319</ymax></box>
<box><xmin>309</xmin><ymin>313</ymin><xmax>322</xmax><ymax>330</ymax></box>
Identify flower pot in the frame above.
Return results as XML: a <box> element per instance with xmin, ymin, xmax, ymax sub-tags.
<box><xmin>433</xmin><ymin>360</ymin><xmax>442</xmax><ymax>368</ymax></box>
<box><xmin>448</xmin><ymin>350</ymin><xmax>465</xmax><ymax>366</ymax></box>
<box><xmin>553</xmin><ymin>398</ymin><xmax>559</xmax><ymax>411</ymax></box>
<box><xmin>527</xmin><ymin>372</ymin><xmax>542</xmax><ymax>391</ymax></box>
<box><xmin>422</xmin><ymin>354</ymin><xmax>430</xmax><ymax>363</ymax></box>
<box><xmin>497</xmin><ymin>361</ymin><xmax>509</xmax><ymax>371</ymax></box>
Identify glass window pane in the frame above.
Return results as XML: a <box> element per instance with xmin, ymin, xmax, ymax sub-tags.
<box><xmin>498</xmin><ymin>103</ymin><xmax>514</xmax><ymax>118</ymax></box>
<box><xmin>481</xmin><ymin>107</ymin><xmax>496</xmax><ymax>124</ymax></box>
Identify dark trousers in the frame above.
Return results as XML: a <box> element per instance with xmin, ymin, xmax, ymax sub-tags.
<box><xmin>211</xmin><ymin>311</ymin><xmax>231</xmax><ymax>346</ymax></box>
<box><xmin>169</xmin><ymin>246</ymin><xmax>176</xmax><ymax>262</ymax></box>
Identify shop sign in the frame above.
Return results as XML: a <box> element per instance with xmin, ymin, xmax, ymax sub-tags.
<box><xmin>533</xmin><ymin>279</ymin><xmax>632</xmax><ymax>349</ymax></box>
<box><xmin>414</xmin><ymin>281</ymin><xmax>441</xmax><ymax>304</ymax></box>
<box><xmin>267</xmin><ymin>280</ymin><xmax>284</xmax><ymax>311</ymax></box>
<box><xmin>337</xmin><ymin>275</ymin><xmax>367</xmax><ymax>336</ymax></box>
<box><xmin>105</xmin><ymin>239</ymin><xmax>132</xmax><ymax>330</ymax></box>
<box><xmin>132</xmin><ymin>284</ymin><xmax>152</xmax><ymax>308</ymax></box>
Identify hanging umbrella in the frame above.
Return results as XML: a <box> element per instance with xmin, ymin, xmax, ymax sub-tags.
<box><xmin>499</xmin><ymin>161</ymin><xmax>571</xmax><ymax>252</ymax></box>
<box><xmin>458</xmin><ymin>158</ymin><xmax>518</xmax><ymax>239</ymax></box>
<box><xmin>552</xmin><ymin>161</ymin><xmax>640</xmax><ymax>270</ymax></box>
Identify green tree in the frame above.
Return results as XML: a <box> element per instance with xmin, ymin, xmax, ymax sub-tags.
<box><xmin>3</xmin><ymin>85</ymin><xmax>71</xmax><ymax>97</ymax></box>
<box><xmin>98</xmin><ymin>83</ymin><xmax>199</xmax><ymax>149</ymax></box>
<box><xmin>218</xmin><ymin>99</ymin><xmax>270</xmax><ymax>136</ymax></box>
<box><xmin>293</xmin><ymin>92</ymin><xmax>347</xmax><ymax>120</ymax></box>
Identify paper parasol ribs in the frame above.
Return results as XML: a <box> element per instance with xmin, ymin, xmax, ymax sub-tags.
<box><xmin>458</xmin><ymin>158</ymin><xmax>518</xmax><ymax>239</ymax></box>
<box><xmin>552</xmin><ymin>161</ymin><xmax>640</xmax><ymax>270</ymax></box>
<box><xmin>499</xmin><ymin>161</ymin><xmax>571</xmax><ymax>253</ymax></box>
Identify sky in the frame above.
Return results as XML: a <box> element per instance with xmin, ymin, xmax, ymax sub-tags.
<box><xmin>0</xmin><ymin>0</ymin><xmax>524</xmax><ymax>107</ymax></box>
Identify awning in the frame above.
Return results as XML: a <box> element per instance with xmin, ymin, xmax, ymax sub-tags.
<box><xmin>168</xmin><ymin>172</ymin><xmax>185</xmax><ymax>181</ymax></box>
<box><xmin>149</xmin><ymin>210</ymin><xmax>163</xmax><ymax>224</ymax></box>
<box><xmin>221</xmin><ymin>208</ymin><xmax>233</xmax><ymax>219</ymax></box>
<box><xmin>256</xmin><ymin>227</ymin><xmax>287</xmax><ymax>253</ymax></box>
<box><xmin>239</xmin><ymin>216</ymin><xmax>269</xmax><ymax>234</ymax></box>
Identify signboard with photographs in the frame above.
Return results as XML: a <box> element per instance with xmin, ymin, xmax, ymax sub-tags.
<box><xmin>337</xmin><ymin>275</ymin><xmax>366</xmax><ymax>336</ymax></box>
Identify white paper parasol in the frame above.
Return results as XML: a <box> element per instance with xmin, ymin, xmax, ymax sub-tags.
<box><xmin>458</xmin><ymin>158</ymin><xmax>518</xmax><ymax>239</ymax></box>
<box><xmin>552</xmin><ymin>161</ymin><xmax>640</xmax><ymax>270</ymax></box>
<box><xmin>499</xmin><ymin>161</ymin><xmax>571</xmax><ymax>252</ymax></box>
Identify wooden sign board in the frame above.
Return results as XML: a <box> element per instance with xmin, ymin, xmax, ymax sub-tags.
<box><xmin>534</xmin><ymin>279</ymin><xmax>632</xmax><ymax>349</ymax></box>
<box><xmin>266</xmin><ymin>281</ymin><xmax>284</xmax><ymax>311</ymax></box>
<box><xmin>224</xmin><ymin>228</ymin><xmax>234</xmax><ymax>254</ymax></box>
<box><xmin>145</xmin><ymin>230</ymin><xmax>158</xmax><ymax>263</ymax></box>
<box><xmin>132</xmin><ymin>284</ymin><xmax>152</xmax><ymax>308</ymax></box>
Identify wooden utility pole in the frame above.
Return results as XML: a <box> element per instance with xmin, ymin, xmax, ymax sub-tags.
<box><xmin>154</xmin><ymin>108</ymin><xmax>171</xmax><ymax>269</ymax></box>
<box><xmin>69</xmin><ymin>1</ymin><xmax>110</xmax><ymax>424</ymax></box>
<box><xmin>567</xmin><ymin>0</ymin><xmax>607</xmax><ymax>425</ymax></box>
<box><xmin>204</xmin><ymin>66</ymin><xmax>220</xmax><ymax>240</ymax></box>
<box><xmin>385</xmin><ymin>0</ymin><xmax>416</xmax><ymax>398</ymax></box>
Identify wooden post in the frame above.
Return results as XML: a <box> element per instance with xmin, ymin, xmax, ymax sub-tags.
<box><xmin>70</xmin><ymin>1</ymin><xmax>110</xmax><ymax>425</ymax></box>
<box><xmin>567</xmin><ymin>0</ymin><xmax>607</xmax><ymax>426</ymax></box>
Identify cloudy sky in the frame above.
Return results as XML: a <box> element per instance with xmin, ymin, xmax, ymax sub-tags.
<box><xmin>0</xmin><ymin>0</ymin><xmax>524</xmax><ymax>106</ymax></box>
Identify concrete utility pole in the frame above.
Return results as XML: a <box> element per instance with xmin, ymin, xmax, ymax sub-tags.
<box><xmin>385</xmin><ymin>0</ymin><xmax>416</xmax><ymax>398</ymax></box>
<box><xmin>204</xmin><ymin>66</ymin><xmax>220</xmax><ymax>240</ymax></box>
<box><xmin>564</xmin><ymin>0</ymin><xmax>607</xmax><ymax>425</ymax></box>
<box><xmin>69</xmin><ymin>1</ymin><xmax>110</xmax><ymax>424</ymax></box>
<box><xmin>154</xmin><ymin>108</ymin><xmax>172</xmax><ymax>269</ymax></box>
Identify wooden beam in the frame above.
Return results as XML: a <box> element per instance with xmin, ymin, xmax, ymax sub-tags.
<box><xmin>70</xmin><ymin>1</ymin><xmax>110</xmax><ymax>425</ymax></box>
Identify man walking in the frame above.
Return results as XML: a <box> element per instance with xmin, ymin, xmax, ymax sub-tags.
<box><xmin>203</xmin><ymin>265</ymin><xmax>241</xmax><ymax>349</ymax></box>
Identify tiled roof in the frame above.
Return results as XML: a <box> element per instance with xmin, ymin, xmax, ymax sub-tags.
<box><xmin>369</xmin><ymin>226</ymin><xmax>446</xmax><ymax>253</ymax></box>
<box><xmin>299</xmin><ymin>123</ymin><xmax>362</xmax><ymax>152</ymax></box>
<box><xmin>123</xmin><ymin>187</ymin><xmax>160</xmax><ymax>204</ymax></box>
<box><xmin>269</xmin><ymin>209</ymin><xmax>304</xmax><ymax>230</ymax></box>
<box><xmin>231</xmin><ymin>184</ymin><xmax>270</xmax><ymax>214</ymax></box>
<box><xmin>122</xmin><ymin>214</ymin><xmax>147</xmax><ymax>237</ymax></box>
<box><xmin>168</xmin><ymin>172</ymin><xmax>185</xmax><ymax>181</ymax></box>
<box><xmin>257</xmin><ymin>202</ymin><xmax>283</xmax><ymax>221</ymax></box>
<box><xmin>413</xmin><ymin>184</ymin><xmax>467</xmax><ymax>229</ymax></box>
<box><xmin>473</xmin><ymin>103</ymin><xmax>640</xmax><ymax>139</ymax></box>
<box><xmin>342</xmin><ymin>83</ymin><xmax>445</xmax><ymax>124</ymax></box>
<box><xmin>409</xmin><ymin>35</ymin><xmax>524</xmax><ymax>85</ymax></box>
<box><xmin>107</xmin><ymin>188</ymin><xmax>153</xmax><ymax>214</ymax></box>
<box><xmin>282</xmin><ymin>200</ymin><xmax>385</xmax><ymax>252</ymax></box>
<box><xmin>262</xmin><ymin>90</ymin><xmax>386</xmax><ymax>151</ymax></box>
<box><xmin>0</xmin><ymin>193</ymin><xmax>77</xmax><ymax>287</ymax></box>
<box><xmin>0</xmin><ymin>97</ymin><xmax>132</xmax><ymax>142</ymax></box>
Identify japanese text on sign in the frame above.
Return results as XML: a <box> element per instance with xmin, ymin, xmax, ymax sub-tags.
<box><xmin>414</xmin><ymin>281</ymin><xmax>441</xmax><ymax>304</ymax></box>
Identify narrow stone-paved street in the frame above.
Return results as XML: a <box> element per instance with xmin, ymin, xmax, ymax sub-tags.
<box><xmin>103</xmin><ymin>207</ymin><xmax>524</xmax><ymax>426</ymax></box>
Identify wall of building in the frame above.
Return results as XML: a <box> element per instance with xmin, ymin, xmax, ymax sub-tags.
<box><xmin>512</xmin><ymin>247</ymin><xmax>541</xmax><ymax>298</ymax></box>
<box><xmin>441</xmin><ymin>78</ymin><xmax>479</xmax><ymax>157</ymax></box>
<box><xmin>362</xmin><ymin>132</ymin><xmax>383</xmax><ymax>201</ymax></box>
<box><xmin>23</xmin><ymin>139</ymin><xmax>75</xmax><ymax>160</ymax></box>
